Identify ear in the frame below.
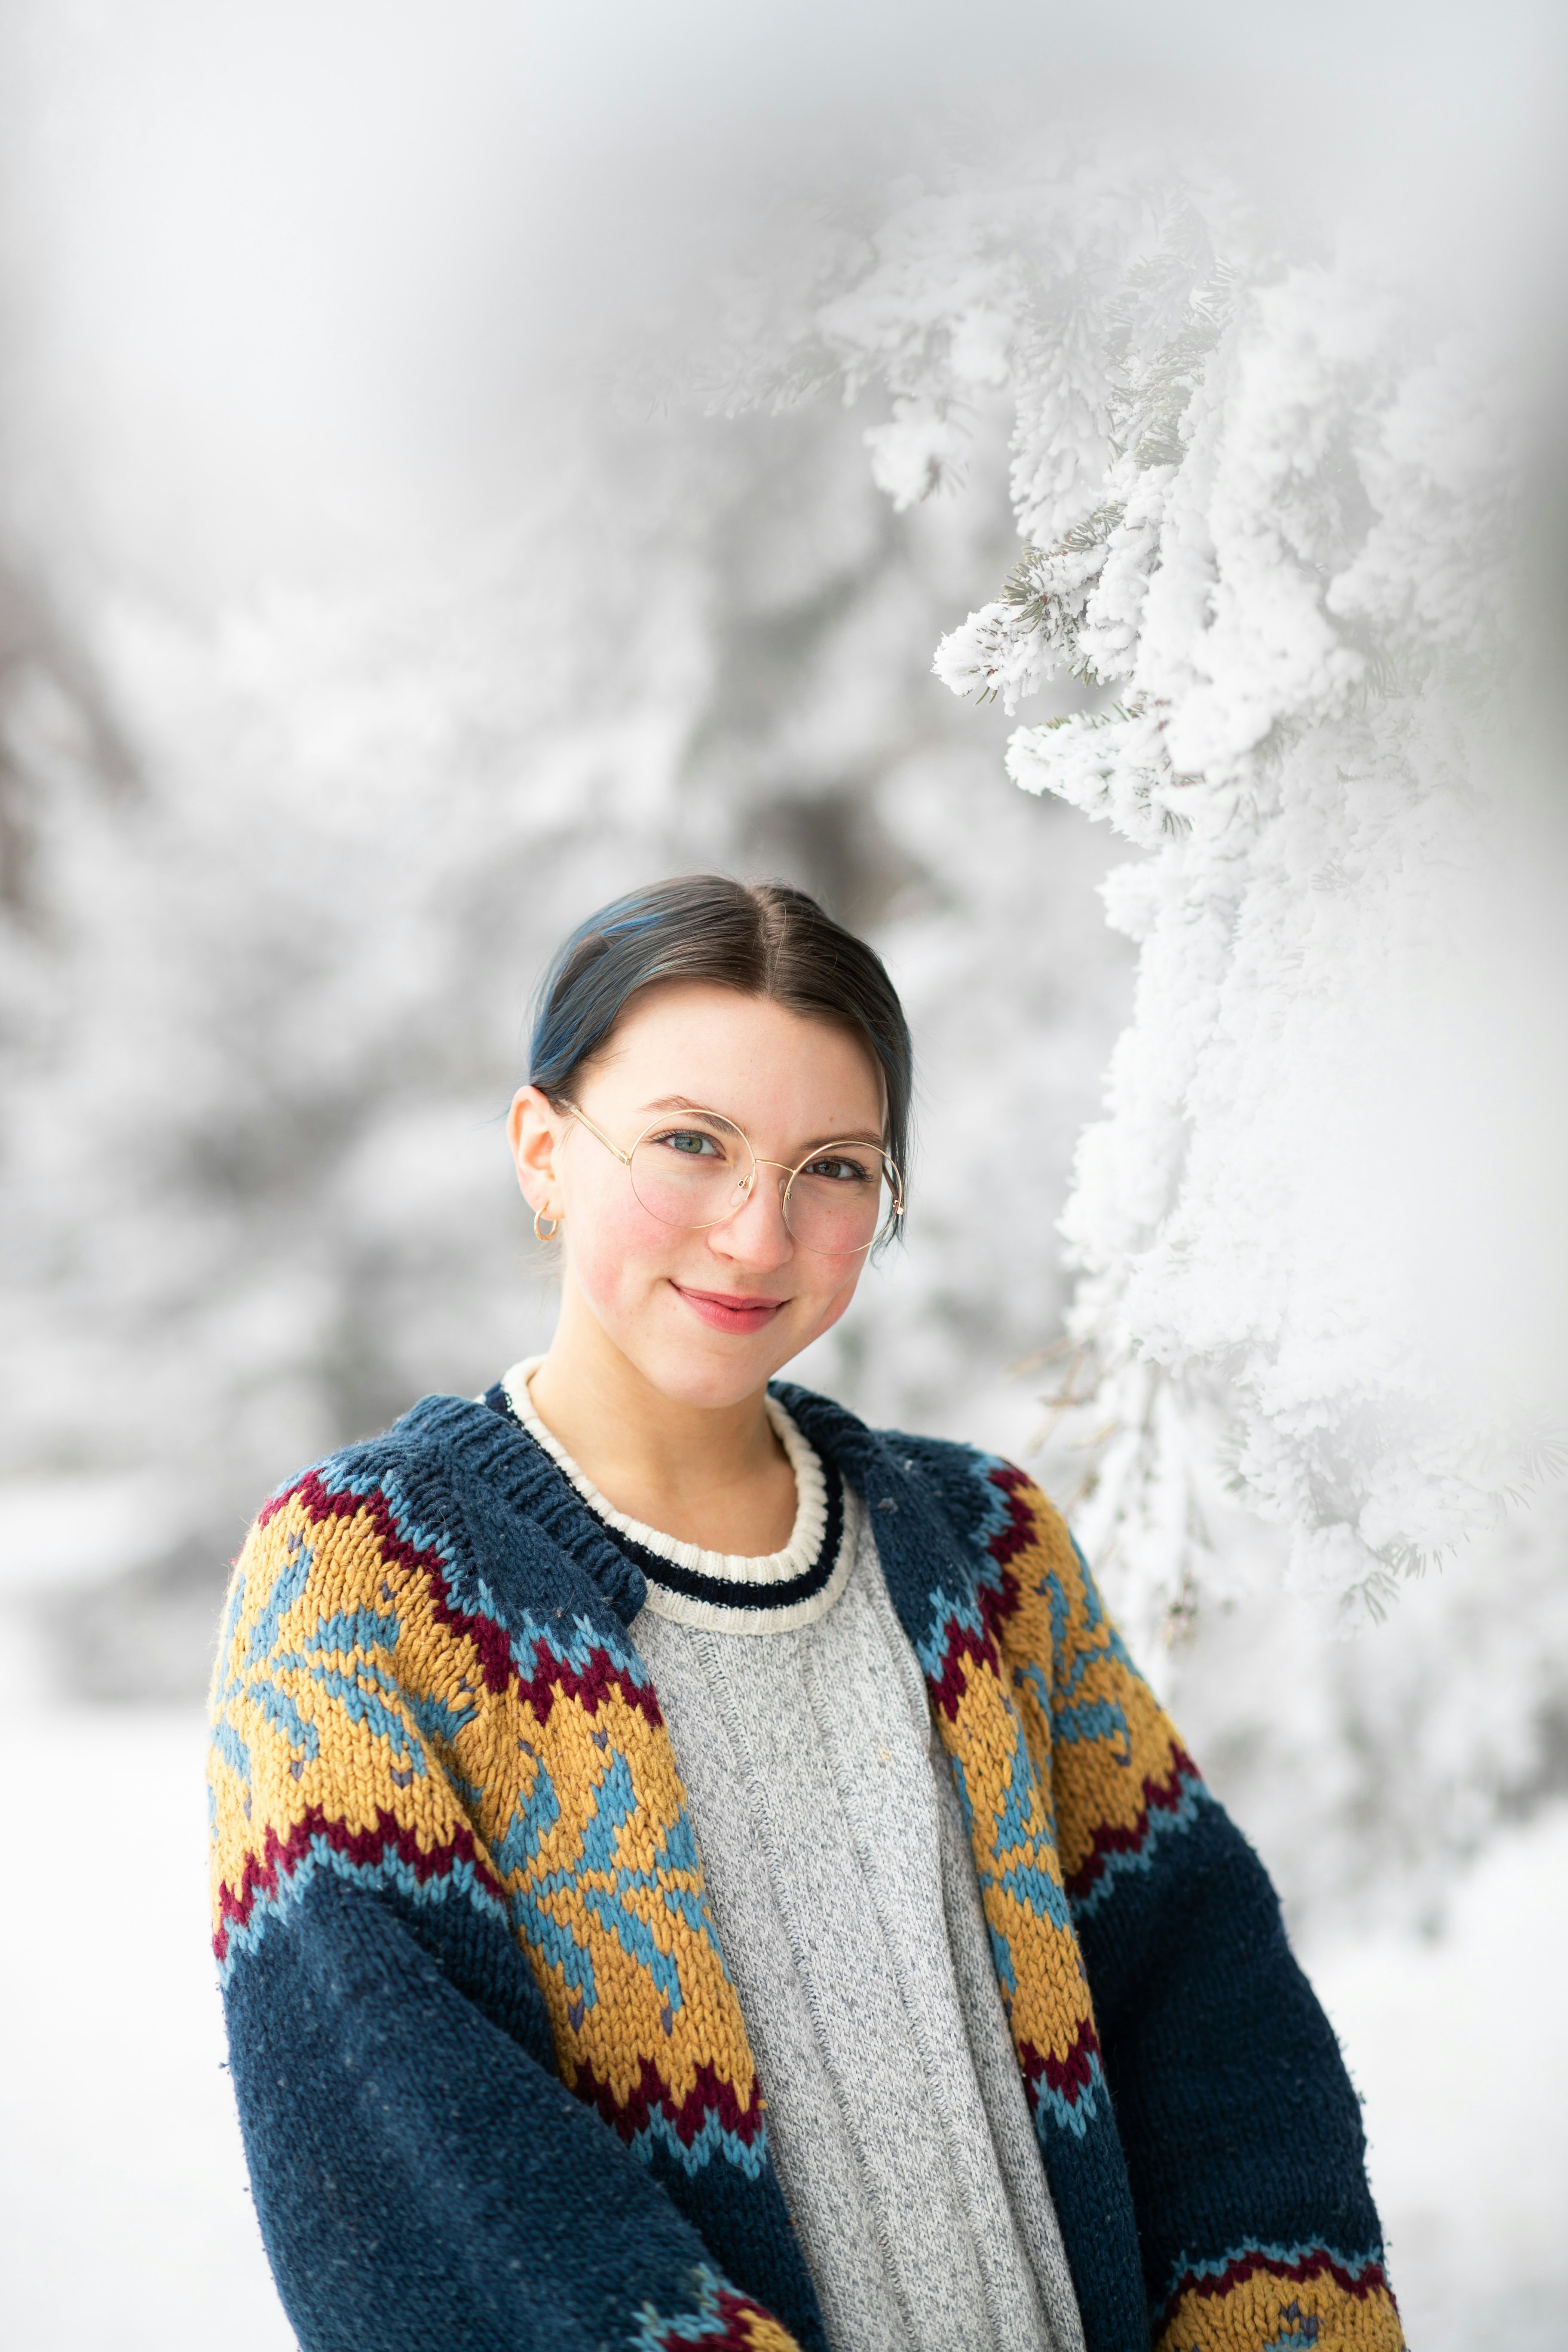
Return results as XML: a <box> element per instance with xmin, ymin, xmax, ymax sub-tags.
<box><xmin>508</xmin><ymin>1086</ymin><xmax>565</xmax><ymax>1218</ymax></box>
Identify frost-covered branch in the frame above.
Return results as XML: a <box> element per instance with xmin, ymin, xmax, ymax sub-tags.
<box><xmin>753</xmin><ymin>138</ymin><xmax>1554</xmax><ymax>1648</ymax></box>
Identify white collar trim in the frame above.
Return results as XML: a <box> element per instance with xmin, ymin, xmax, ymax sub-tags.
<box><xmin>498</xmin><ymin>1356</ymin><xmax>833</xmax><ymax>1589</ymax></box>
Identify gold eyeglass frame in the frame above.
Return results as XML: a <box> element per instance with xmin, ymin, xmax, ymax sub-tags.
<box><xmin>563</xmin><ymin>1101</ymin><xmax>904</xmax><ymax>1257</ymax></box>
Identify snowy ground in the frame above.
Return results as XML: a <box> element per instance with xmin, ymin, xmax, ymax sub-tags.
<box><xmin>1</xmin><ymin>1694</ymin><xmax>1564</xmax><ymax>2350</ymax></box>
<box><xmin>1310</xmin><ymin>1813</ymin><xmax>1568</xmax><ymax>2352</ymax></box>
<box><xmin>0</xmin><ymin>1706</ymin><xmax>293</xmax><ymax>2352</ymax></box>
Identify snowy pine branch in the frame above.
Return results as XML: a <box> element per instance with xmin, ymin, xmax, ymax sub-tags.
<box><xmin>738</xmin><ymin>136</ymin><xmax>1553</xmax><ymax>1649</ymax></box>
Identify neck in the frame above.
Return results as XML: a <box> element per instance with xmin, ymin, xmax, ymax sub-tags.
<box><xmin>525</xmin><ymin>1277</ymin><xmax>795</xmax><ymax>1552</ymax></box>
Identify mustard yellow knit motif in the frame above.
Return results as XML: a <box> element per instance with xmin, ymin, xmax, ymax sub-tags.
<box><xmin>1002</xmin><ymin>1489</ymin><xmax>1194</xmax><ymax>1897</ymax></box>
<box><xmin>732</xmin><ymin>2312</ymin><xmax>805</xmax><ymax>2352</ymax></box>
<box><xmin>208</xmin><ymin>1478</ymin><xmax>763</xmax><ymax>2153</ymax></box>
<box><xmin>928</xmin><ymin>1476</ymin><xmax>1103</xmax><ymax>2104</ymax></box>
<box><xmin>1155</xmin><ymin>2264</ymin><xmax>1405</xmax><ymax>2352</ymax></box>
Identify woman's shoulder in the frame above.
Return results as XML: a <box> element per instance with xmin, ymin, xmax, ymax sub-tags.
<box><xmin>221</xmin><ymin>1387</ymin><xmax>641</xmax><ymax>1653</ymax></box>
<box><xmin>245</xmin><ymin>1390</ymin><xmax>493</xmax><ymax>1543</ymax></box>
<box><xmin>769</xmin><ymin>1377</ymin><xmax>1071</xmax><ymax>1560</ymax></box>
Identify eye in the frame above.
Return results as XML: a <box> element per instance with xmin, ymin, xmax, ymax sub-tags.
<box><xmin>801</xmin><ymin>1153</ymin><xmax>873</xmax><ymax>1184</ymax></box>
<box><xmin>652</xmin><ymin>1127</ymin><xmax>724</xmax><ymax>1159</ymax></box>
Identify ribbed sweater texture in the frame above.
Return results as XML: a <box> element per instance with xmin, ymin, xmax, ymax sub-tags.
<box><xmin>207</xmin><ymin>1375</ymin><xmax>1406</xmax><ymax>2352</ymax></box>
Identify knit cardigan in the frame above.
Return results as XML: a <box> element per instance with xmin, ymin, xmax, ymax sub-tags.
<box><xmin>207</xmin><ymin>1379</ymin><xmax>1404</xmax><ymax>2352</ymax></box>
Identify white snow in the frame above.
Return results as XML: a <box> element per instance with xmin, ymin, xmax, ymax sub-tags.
<box><xmin>1309</xmin><ymin>1805</ymin><xmax>1568</xmax><ymax>2352</ymax></box>
<box><xmin>0</xmin><ymin>1707</ymin><xmax>292</xmax><ymax>2349</ymax></box>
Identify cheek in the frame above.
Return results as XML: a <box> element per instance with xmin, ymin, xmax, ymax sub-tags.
<box><xmin>561</xmin><ymin>1171</ymin><xmax>679</xmax><ymax>1310</ymax></box>
<box><xmin>790</xmin><ymin>1256</ymin><xmax>865</xmax><ymax>1341</ymax></box>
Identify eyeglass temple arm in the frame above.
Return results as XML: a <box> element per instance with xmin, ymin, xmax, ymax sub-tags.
<box><xmin>564</xmin><ymin>1103</ymin><xmax>633</xmax><ymax>1167</ymax></box>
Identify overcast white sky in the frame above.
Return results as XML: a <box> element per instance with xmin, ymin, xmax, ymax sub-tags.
<box><xmin>2</xmin><ymin>0</ymin><xmax>1560</xmax><ymax>594</ymax></box>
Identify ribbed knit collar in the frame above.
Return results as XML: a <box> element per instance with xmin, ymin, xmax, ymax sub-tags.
<box><xmin>485</xmin><ymin>1357</ymin><xmax>860</xmax><ymax>1635</ymax></box>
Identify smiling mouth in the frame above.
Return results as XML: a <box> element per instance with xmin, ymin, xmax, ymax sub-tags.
<box><xmin>669</xmin><ymin>1282</ymin><xmax>787</xmax><ymax>1332</ymax></box>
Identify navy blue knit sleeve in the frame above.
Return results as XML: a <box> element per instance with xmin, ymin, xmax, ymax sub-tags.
<box><xmin>224</xmin><ymin>1868</ymin><xmax>780</xmax><ymax>2352</ymax></box>
<box><xmin>1050</xmin><ymin>1532</ymin><xmax>1397</xmax><ymax>2346</ymax></box>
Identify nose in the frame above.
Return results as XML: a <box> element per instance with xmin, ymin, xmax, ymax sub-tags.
<box><xmin>707</xmin><ymin>1163</ymin><xmax>794</xmax><ymax>1272</ymax></box>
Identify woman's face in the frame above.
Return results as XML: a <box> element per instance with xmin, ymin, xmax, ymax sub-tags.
<box><xmin>510</xmin><ymin>981</ymin><xmax>888</xmax><ymax>1409</ymax></box>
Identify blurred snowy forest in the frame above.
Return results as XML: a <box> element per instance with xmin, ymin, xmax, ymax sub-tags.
<box><xmin>0</xmin><ymin>273</ymin><xmax>1134</xmax><ymax>1697</ymax></box>
<box><xmin>1</xmin><ymin>4</ymin><xmax>1567</xmax><ymax>2347</ymax></box>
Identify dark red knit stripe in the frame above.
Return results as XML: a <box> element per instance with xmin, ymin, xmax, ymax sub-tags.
<box><xmin>517</xmin><ymin>1632</ymin><xmax>664</xmax><ymax>1731</ymax></box>
<box><xmin>925</xmin><ymin>1564</ymin><xmax>1022</xmax><ymax>1723</ymax></box>
<box><xmin>925</xmin><ymin>1467</ymin><xmax>1044</xmax><ymax>1721</ymax></box>
<box><xmin>652</xmin><ymin>2287</ymin><xmax>781</xmax><ymax>2352</ymax></box>
<box><xmin>255</xmin><ymin>1468</ymin><xmax>662</xmax><ymax>1723</ymax></box>
<box><xmin>984</xmin><ymin>1461</ymin><xmax>1041</xmax><ymax>1570</ymax></box>
<box><xmin>1063</xmin><ymin>1744</ymin><xmax>1202</xmax><ymax>1904</ymax></box>
<box><xmin>212</xmin><ymin>1804</ymin><xmax>505</xmax><ymax>1962</ymax></box>
<box><xmin>1159</xmin><ymin>2245</ymin><xmax>1390</xmax><ymax>2324</ymax></box>
<box><xmin>573</xmin><ymin>2052</ymin><xmax>766</xmax><ymax>2151</ymax></box>
<box><xmin>926</xmin><ymin>1615</ymin><xmax>998</xmax><ymax>1722</ymax></box>
<box><xmin>1017</xmin><ymin>2015</ymin><xmax>1103</xmax><ymax>2110</ymax></box>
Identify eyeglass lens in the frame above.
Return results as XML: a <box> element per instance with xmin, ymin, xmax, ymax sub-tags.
<box><xmin>627</xmin><ymin>1114</ymin><xmax>894</xmax><ymax>1256</ymax></box>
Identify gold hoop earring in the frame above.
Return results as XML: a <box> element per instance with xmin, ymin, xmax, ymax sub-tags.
<box><xmin>533</xmin><ymin>1207</ymin><xmax>562</xmax><ymax>1242</ymax></box>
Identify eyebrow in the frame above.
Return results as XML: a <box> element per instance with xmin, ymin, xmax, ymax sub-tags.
<box><xmin>639</xmin><ymin>1096</ymin><xmax>886</xmax><ymax>1152</ymax></box>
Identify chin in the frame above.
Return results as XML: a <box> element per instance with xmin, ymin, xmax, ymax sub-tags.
<box><xmin>635</xmin><ymin>1335</ymin><xmax>790</xmax><ymax>1412</ymax></box>
<box><xmin>601</xmin><ymin>1295</ymin><xmax>809</xmax><ymax>1409</ymax></box>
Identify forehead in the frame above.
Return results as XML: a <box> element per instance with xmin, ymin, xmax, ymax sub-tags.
<box><xmin>585</xmin><ymin>981</ymin><xmax>883</xmax><ymax>1136</ymax></box>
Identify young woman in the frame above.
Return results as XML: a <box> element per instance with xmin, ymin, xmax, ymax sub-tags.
<box><xmin>208</xmin><ymin>876</ymin><xmax>1403</xmax><ymax>2352</ymax></box>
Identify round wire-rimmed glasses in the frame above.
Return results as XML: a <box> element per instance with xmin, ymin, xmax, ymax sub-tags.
<box><xmin>564</xmin><ymin>1102</ymin><xmax>903</xmax><ymax>1258</ymax></box>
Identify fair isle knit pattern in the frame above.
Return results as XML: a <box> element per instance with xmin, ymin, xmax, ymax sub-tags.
<box><xmin>208</xmin><ymin>1380</ymin><xmax>1405</xmax><ymax>2352</ymax></box>
<box><xmin>496</xmin><ymin>1358</ymin><xmax>857</xmax><ymax>1633</ymax></box>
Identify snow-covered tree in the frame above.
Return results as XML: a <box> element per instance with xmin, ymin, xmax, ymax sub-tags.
<box><xmin>714</xmin><ymin>131</ymin><xmax>1568</xmax><ymax>1922</ymax></box>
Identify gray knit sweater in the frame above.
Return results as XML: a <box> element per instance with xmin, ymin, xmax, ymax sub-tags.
<box><xmin>501</xmin><ymin>1363</ymin><xmax>1085</xmax><ymax>2352</ymax></box>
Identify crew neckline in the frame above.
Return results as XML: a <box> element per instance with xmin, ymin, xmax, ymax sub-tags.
<box><xmin>496</xmin><ymin>1357</ymin><xmax>859</xmax><ymax>1633</ymax></box>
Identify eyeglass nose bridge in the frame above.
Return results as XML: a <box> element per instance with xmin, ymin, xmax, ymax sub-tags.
<box><xmin>727</xmin><ymin>1154</ymin><xmax>789</xmax><ymax>1199</ymax></box>
<box><xmin>717</xmin><ymin>1156</ymin><xmax>801</xmax><ymax>1227</ymax></box>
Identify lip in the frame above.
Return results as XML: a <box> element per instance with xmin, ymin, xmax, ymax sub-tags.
<box><xmin>669</xmin><ymin>1281</ymin><xmax>787</xmax><ymax>1335</ymax></box>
